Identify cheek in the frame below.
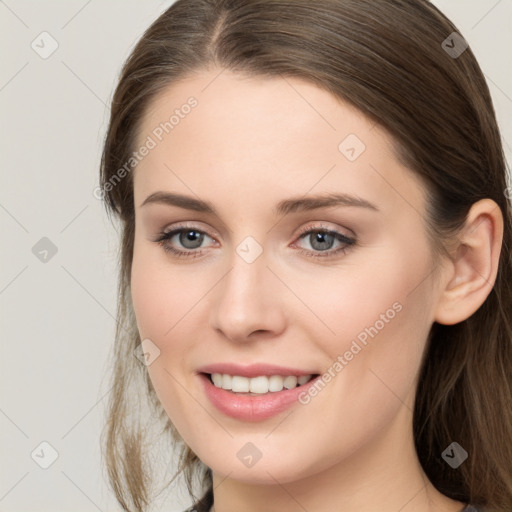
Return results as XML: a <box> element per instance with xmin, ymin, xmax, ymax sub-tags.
<box><xmin>305</xmin><ymin>246</ymin><xmax>431</xmax><ymax>348</ymax></box>
<box><xmin>131</xmin><ymin>266</ymin><xmax>170</xmax><ymax>339</ymax></box>
<box><xmin>130</xmin><ymin>255</ymin><xmax>192</xmax><ymax>433</ymax></box>
<box><xmin>130</xmin><ymin>244</ymin><xmax>212</xmax><ymax>421</ymax></box>
<box><xmin>306</xmin><ymin>240</ymin><xmax>434</xmax><ymax>402</ymax></box>
<box><xmin>277</xmin><ymin>250</ymin><xmax>434</xmax><ymax>475</ymax></box>
<box><xmin>130</xmin><ymin>240</ymin><xmax>191</xmax><ymax>339</ymax></box>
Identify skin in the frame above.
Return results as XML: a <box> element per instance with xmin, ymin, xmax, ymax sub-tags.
<box><xmin>130</xmin><ymin>68</ymin><xmax>503</xmax><ymax>512</ymax></box>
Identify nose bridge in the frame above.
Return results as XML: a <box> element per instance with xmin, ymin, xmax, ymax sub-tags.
<box><xmin>209</xmin><ymin>239</ymin><xmax>286</xmax><ymax>341</ymax></box>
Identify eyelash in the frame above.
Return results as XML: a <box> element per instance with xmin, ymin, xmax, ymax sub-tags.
<box><xmin>153</xmin><ymin>223</ymin><xmax>356</xmax><ymax>260</ymax></box>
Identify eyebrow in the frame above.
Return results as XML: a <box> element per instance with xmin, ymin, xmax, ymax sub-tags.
<box><xmin>140</xmin><ymin>191</ymin><xmax>379</xmax><ymax>216</ymax></box>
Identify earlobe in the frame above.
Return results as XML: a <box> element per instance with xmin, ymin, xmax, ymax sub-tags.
<box><xmin>434</xmin><ymin>199</ymin><xmax>504</xmax><ymax>326</ymax></box>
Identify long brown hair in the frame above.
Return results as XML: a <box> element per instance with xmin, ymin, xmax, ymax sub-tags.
<box><xmin>99</xmin><ymin>1</ymin><xmax>512</xmax><ymax>510</ymax></box>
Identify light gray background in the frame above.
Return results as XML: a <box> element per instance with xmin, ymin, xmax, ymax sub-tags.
<box><xmin>1</xmin><ymin>1</ymin><xmax>511</xmax><ymax>511</ymax></box>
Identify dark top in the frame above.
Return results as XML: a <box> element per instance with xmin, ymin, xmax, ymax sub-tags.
<box><xmin>183</xmin><ymin>505</ymin><xmax>482</xmax><ymax>511</ymax></box>
<box><xmin>183</xmin><ymin>506</ymin><xmax>482</xmax><ymax>511</ymax></box>
<box><xmin>182</xmin><ymin>489</ymin><xmax>482</xmax><ymax>512</ymax></box>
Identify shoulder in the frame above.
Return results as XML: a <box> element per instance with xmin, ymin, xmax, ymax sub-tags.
<box><xmin>183</xmin><ymin>502</ymin><xmax>483</xmax><ymax>512</ymax></box>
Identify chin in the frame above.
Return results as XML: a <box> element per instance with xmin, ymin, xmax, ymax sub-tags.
<box><xmin>202</xmin><ymin>449</ymin><xmax>324</xmax><ymax>485</ymax></box>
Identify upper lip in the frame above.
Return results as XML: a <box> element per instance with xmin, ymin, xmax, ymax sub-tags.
<box><xmin>197</xmin><ymin>363</ymin><xmax>318</xmax><ymax>378</ymax></box>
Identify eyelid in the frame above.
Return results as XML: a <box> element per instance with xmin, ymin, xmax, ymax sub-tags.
<box><xmin>158</xmin><ymin>222</ymin><xmax>222</xmax><ymax>248</ymax></box>
<box><xmin>158</xmin><ymin>221</ymin><xmax>353</xmax><ymax>244</ymax></box>
<box><xmin>294</xmin><ymin>222</ymin><xmax>355</xmax><ymax>239</ymax></box>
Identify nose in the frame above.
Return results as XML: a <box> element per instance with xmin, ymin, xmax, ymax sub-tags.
<box><xmin>209</xmin><ymin>247</ymin><xmax>287</xmax><ymax>343</ymax></box>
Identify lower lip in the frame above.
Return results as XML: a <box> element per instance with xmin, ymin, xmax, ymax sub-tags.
<box><xmin>199</xmin><ymin>373</ymin><xmax>320</xmax><ymax>422</ymax></box>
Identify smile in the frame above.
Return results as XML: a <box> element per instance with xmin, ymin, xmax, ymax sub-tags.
<box><xmin>198</xmin><ymin>368</ymin><xmax>321</xmax><ymax>421</ymax></box>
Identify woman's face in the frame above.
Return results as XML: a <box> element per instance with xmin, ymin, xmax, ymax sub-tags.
<box><xmin>130</xmin><ymin>69</ymin><xmax>445</xmax><ymax>484</ymax></box>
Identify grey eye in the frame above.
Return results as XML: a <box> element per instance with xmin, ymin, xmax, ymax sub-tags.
<box><xmin>176</xmin><ymin>230</ymin><xmax>206</xmax><ymax>249</ymax></box>
<box><xmin>307</xmin><ymin>231</ymin><xmax>336</xmax><ymax>251</ymax></box>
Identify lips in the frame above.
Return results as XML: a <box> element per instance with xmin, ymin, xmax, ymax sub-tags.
<box><xmin>197</xmin><ymin>363</ymin><xmax>321</xmax><ymax>421</ymax></box>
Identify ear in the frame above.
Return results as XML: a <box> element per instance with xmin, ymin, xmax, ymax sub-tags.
<box><xmin>434</xmin><ymin>198</ymin><xmax>504</xmax><ymax>325</ymax></box>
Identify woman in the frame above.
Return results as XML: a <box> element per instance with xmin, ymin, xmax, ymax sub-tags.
<box><xmin>99</xmin><ymin>1</ymin><xmax>512</xmax><ymax>511</ymax></box>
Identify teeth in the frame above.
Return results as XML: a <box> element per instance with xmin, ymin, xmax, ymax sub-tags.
<box><xmin>249</xmin><ymin>376</ymin><xmax>268</xmax><ymax>393</ymax></box>
<box><xmin>298</xmin><ymin>375</ymin><xmax>311</xmax><ymax>385</ymax></box>
<box><xmin>211</xmin><ymin>373</ymin><xmax>223</xmax><ymax>387</ymax></box>
<box><xmin>283</xmin><ymin>375</ymin><xmax>297</xmax><ymax>389</ymax></box>
<box><xmin>268</xmin><ymin>375</ymin><xmax>284</xmax><ymax>392</ymax></box>
<box><xmin>210</xmin><ymin>373</ymin><xmax>314</xmax><ymax>394</ymax></box>
<box><xmin>231</xmin><ymin>375</ymin><xmax>250</xmax><ymax>392</ymax></box>
<box><xmin>221</xmin><ymin>373</ymin><xmax>232</xmax><ymax>390</ymax></box>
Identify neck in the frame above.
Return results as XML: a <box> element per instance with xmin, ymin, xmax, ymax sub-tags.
<box><xmin>210</xmin><ymin>404</ymin><xmax>464</xmax><ymax>512</ymax></box>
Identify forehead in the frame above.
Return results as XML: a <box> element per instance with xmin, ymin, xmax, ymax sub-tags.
<box><xmin>136</xmin><ymin>69</ymin><xmax>377</xmax><ymax>154</ymax></box>
<box><xmin>132</xmin><ymin>69</ymin><xmax>426</xmax><ymax>219</ymax></box>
